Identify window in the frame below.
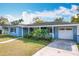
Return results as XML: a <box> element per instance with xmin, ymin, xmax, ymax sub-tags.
<box><xmin>30</xmin><ymin>28</ymin><xmax>34</xmax><ymax>32</ymax></box>
<box><xmin>4</xmin><ymin>27</ymin><xmax>8</xmax><ymax>31</ymax></box>
<box><xmin>4</xmin><ymin>27</ymin><xmax>8</xmax><ymax>34</ymax></box>
<box><xmin>41</xmin><ymin>27</ymin><xmax>52</xmax><ymax>33</ymax></box>
<box><xmin>10</xmin><ymin>27</ymin><xmax>16</xmax><ymax>33</ymax></box>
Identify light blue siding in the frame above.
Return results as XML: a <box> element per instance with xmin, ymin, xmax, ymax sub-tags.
<box><xmin>54</xmin><ymin>27</ymin><xmax>58</xmax><ymax>39</ymax></box>
<box><xmin>73</xmin><ymin>26</ymin><xmax>77</xmax><ymax>42</ymax></box>
<box><xmin>17</xmin><ymin>27</ymin><xmax>22</xmax><ymax>37</ymax></box>
<box><xmin>23</xmin><ymin>28</ymin><xmax>28</xmax><ymax>36</ymax></box>
<box><xmin>77</xmin><ymin>35</ymin><xmax>79</xmax><ymax>43</ymax></box>
<box><xmin>8</xmin><ymin>27</ymin><xmax>23</xmax><ymax>37</ymax></box>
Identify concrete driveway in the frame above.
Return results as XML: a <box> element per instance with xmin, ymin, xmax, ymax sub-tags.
<box><xmin>33</xmin><ymin>40</ymin><xmax>79</xmax><ymax>56</ymax></box>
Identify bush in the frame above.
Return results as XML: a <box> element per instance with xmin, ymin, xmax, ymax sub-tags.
<box><xmin>24</xmin><ymin>33</ymin><xmax>32</xmax><ymax>38</ymax></box>
<box><xmin>32</xmin><ymin>29</ymin><xmax>47</xmax><ymax>39</ymax></box>
<box><xmin>24</xmin><ymin>29</ymin><xmax>53</xmax><ymax>42</ymax></box>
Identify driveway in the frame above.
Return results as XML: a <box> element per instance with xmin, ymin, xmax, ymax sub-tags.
<box><xmin>33</xmin><ymin>40</ymin><xmax>79</xmax><ymax>56</ymax></box>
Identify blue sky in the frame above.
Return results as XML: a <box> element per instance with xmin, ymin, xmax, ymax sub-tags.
<box><xmin>0</xmin><ymin>3</ymin><xmax>79</xmax><ymax>24</ymax></box>
<box><xmin>0</xmin><ymin>3</ymin><xmax>79</xmax><ymax>15</ymax></box>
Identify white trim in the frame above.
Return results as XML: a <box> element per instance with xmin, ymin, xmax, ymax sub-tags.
<box><xmin>21</xmin><ymin>24</ymin><xmax>79</xmax><ymax>28</ymax></box>
<box><xmin>3</xmin><ymin>24</ymin><xmax>79</xmax><ymax>28</ymax></box>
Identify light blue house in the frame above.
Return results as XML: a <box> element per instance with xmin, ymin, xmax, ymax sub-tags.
<box><xmin>1</xmin><ymin>22</ymin><xmax>79</xmax><ymax>43</ymax></box>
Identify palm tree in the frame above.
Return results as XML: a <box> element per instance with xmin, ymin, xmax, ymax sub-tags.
<box><xmin>11</xmin><ymin>19</ymin><xmax>24</xmax><ymax>25</ymax></box>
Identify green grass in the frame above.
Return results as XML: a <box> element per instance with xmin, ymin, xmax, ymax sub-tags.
<box><xmin>0</xmin><ymin>37</ymin><xmax>51</xmax><ymax>56</ymax></box>
<box><xmin>0</xmin><ymin>34</ymin><xmax>16</xmax><ymax>42</ymax></box>
<box><xmin>77</xmin><ymin>43</ymin><xmax>79</xmax><ymax>50</ymax></box>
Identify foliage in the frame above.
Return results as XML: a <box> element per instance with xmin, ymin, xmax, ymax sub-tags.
<box><xmin>11</xmin><ymin>18</ymin><xmax>23</xmax><ymax>25</ymax></box>
<box><xmin>71</xmin><ymin>14</ymin><xmax>79</xmax><ymax>23</ymax></box>
<box><xmin>54</xmin><ymin>17</ymin><xmax>64</xmax><ymax>23</ymax></box>
<box><xmin>33</xmin><ymin>17</ymin><xmax>43</xmax><ymax>23</ymax></box>
<box><xmin>0</xmin><ymin>16</ymin><xmax>9</xmax><ymax>25</ymax></box>
<box><xmin>24</xmin><ymin>29</ymin><xmax>53</xmax><ymax>42</ymax></box>
<box><xmin>32</xmin><ymin>29</ymin><xmax>48</xmax><ymax>39</ymax></box>
<box><xmin>77</xmin><ymin>43</ymin><xmax>79</xmax><ymax>50</ymax></box>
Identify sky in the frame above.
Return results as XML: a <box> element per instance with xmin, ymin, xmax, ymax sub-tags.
<box><xmin>0</xmin><ymin>3</ymin><xmax>79</xmax><ymax>24</ymax></box>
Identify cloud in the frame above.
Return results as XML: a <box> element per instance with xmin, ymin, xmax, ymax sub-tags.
<box><xmin>4</xmin><ymin>15</ymin><xmax>21</xmax><ymax>23</ymax></box>
<box><xmin>4</xmin><ymin>15</ymin><xmax>16</xmax><ymax>22</ymax></box>
<box><xmin>71</xmin><ymin>5</ymin><xmax>78</xmax><ymax>11</ymax></box>
<box><xmin>5</xmin><ymin>5</ymin><xmax>79</xmax><ymax>24</ymax></box>
<box><xmin>21</xmin><ymin>11</ymin><xmax>34</xmax><ymax>24</ymax></box>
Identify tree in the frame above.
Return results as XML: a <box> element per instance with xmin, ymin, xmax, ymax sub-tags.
<box><xmin>11</xmin><ymin>19</ymin><xmax>23</xmax><ymax>25</ymax></box>
<box><xmin>54</xmin><ymin>17</ymin><xmax>64</xmax><ymax>23</ymax></box>
<box><xmin>71</xmin><ymin>14</ymin><xmax>79</xmax><ymax>23</ymax></box>
<box><xmin>0</xmin><ymin>16</ymin><xmax>9</xmax><ymax>25</ymax></box>
<box><xmin>33</xmin><ymin>17</ymin><xmax>43</xmax><ymax>23</ymax></box>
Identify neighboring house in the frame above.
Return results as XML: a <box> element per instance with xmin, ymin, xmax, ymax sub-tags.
<box><xmin>0</xmin><ymin>22</ymin><xmax>79</xmax><ymax>43</ymax></box>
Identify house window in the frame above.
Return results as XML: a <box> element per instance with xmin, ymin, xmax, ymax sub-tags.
<box><xmin>10</xmin><ymin>27</ymin><xmax>16</xmax><ymax>33</ymax></box>
<box><xmin>4</xmin><ymin>27</ymin><xmax>8</xmax><ymax>34</ymax></box>
<box><xmin>30</xmin><ymin>28</ymin><xmax>34</xmax><ymax>32</ymax></box>
<box><xmin>41</xmin><ymin>27</ymin><xmax>52</xmax><ymax>33</ymax></box>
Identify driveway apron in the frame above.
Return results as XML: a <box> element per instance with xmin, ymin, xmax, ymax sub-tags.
<box><xmin>33</xmin><ymin>40</ymin><xmax>79</xmax><ymax>56</ymax></box>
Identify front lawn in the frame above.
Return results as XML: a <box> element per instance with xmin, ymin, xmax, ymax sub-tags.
<box><xmin>0</xmin><ymin>37</ymin><xmax>51</xmax><ymax>56</ymax></box>
<box><xmin>0</xmin><ymin>34</ymin><xmax>16</xmax><ymax>42</ymax></box>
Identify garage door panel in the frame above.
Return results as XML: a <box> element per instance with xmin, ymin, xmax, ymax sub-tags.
<box><xmin>58</xmin><ymin>29</ymin><xmax>73</xmax><ymax>40</ymax></box>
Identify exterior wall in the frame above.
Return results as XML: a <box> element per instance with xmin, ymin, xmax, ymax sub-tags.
<box><xmin>23</xmin><ymin>28</ymin><xmax>28</xmax><ymax>36</ymax></box>
<box><xmin>77</xmin><ymin>26</ymin><xmax>79</xmax><ymax>43</ymax></box>
<box><xmin>53</xmin><ymin>26</ymin><xmax>77</xmax><ymax>42</ymax></box>
<box><xmin>51</xmin><ymin>27</ymin><xmax>54</xmax><ymax>38</ymax></box>
<box><xmin>0</xmin><ymin>26</ymin><xmax>2</xmax><ymax>29</ymax></box>
<box><xmin>1</xmin><ymin>25</ymin><xmax>78</xmax><ymax>42</ymax></box>
<box><xmin>8</xmin><ymin>27</ymin><xmax>23</xmax><ymax>37</ymax></box>
<box><xmin>16</xmin><ymin>27</ymin><xmax>23</xmax><ymax>37</ymax></box>
<box><xmin>54</xmin><ymin>27</ymin><xmax>58</xmax><ymax>39</ymax></box>
<box><xmin>73</xmin><ymin>26</ymin><xmax>77</xmax><ymax>42</ymax></box>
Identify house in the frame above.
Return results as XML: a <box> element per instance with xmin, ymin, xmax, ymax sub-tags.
<box><xmin>0</xmin><ymin>22</ymin><xmax>79</xmax><ymax>43</ymax></box>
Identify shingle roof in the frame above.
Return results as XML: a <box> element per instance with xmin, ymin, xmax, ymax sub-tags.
<box><xmin>1</xmin><ymin>22</ymin><xmax>79</xmax><ymax>27</ymax></box>
<box><xmin>25</xmin><ymin>22</ymin><xmax>72</xmax><ymax>26</ymax></box>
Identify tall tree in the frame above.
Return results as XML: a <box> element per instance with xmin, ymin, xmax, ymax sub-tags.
<box><xmin>71</xmin><ymin>14</ymin><xmax>79</xmax><ymax>23</ymax></box>
<box><xmin>11</xmin><ymin>18</ymin><xmax>24</xmax><ymax>25</ymax></box>
<box><xmin>33</xmin><ymin>17</ymin><xmax>43</xmax><ymax>23</ymax></box>
<box><xmin>54</xmin><ymin>17</ymin><xmax>64</xmax><ymax>23</ymax></box>
<box><xmin>0</xmin><ymin>16</ymin><xmax>9</xmax><ymax>25</ymax></box>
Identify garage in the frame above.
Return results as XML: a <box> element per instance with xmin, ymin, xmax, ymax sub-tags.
<box><xmin>58</xmin><ymin>27</ymin><xmax>73</xmax><ymax>40</ymax></box>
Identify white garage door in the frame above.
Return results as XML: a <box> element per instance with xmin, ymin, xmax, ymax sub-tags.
<box><xmin>58</xmin><ymin>27</ymin><xmax>73</xmax><ymax>40</ymax></box>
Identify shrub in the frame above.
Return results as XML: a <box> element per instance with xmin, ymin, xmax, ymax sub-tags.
<box><xmin>24</xmin><ymin>29</ymin><xmax>53</xmax><ymax>42</ymax></box>
<box><xmin>32</xmin><ymin>29</ymin><xmax>47</xmax><ymax>39</ymax></box>
<box><xmin>24</xmin><ymin>33</ymin><xmax>32</xmax><ymax>38</ymax></box>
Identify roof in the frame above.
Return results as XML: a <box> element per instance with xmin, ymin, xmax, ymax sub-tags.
<box><xmin>25</xmin><ymin>22</ymin><xmax>72</xmax><ymax>26</ymax></box>
<box><xmin>1</xmin><ymin>22</ymin><xmax>79</xmax><ymax>27</ymax></box>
